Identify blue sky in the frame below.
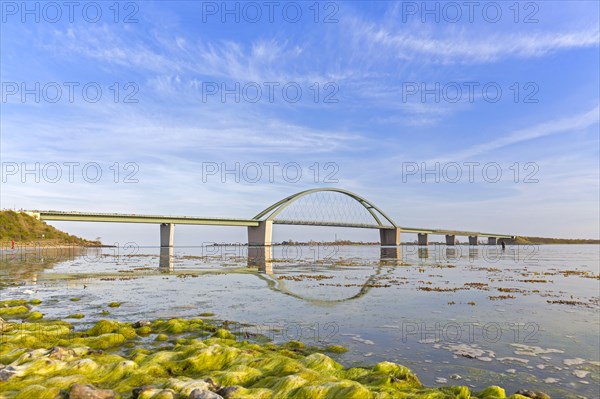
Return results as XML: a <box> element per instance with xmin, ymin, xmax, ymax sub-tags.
<box><xmin>1</xmin><ymin>1</ymin><xmax>599</xmax><ymax>245</ymax></box>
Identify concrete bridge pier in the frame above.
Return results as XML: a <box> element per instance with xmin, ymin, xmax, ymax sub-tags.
<box><xmin>248</xmin><ymin>221</ymin><xmax>273</xmax><ymax>246</ymax></box>
<box><xmin>160</xmin><ymin>223</ymin><xmax>174</xmax><ymax>247</ymax></box>
<box><xmin>469</xmin><ymin>235</ymin><xmax>478</xmax><ymax>246</ymax></box>
<box><xmin>488</xmin><ymin>237</ymin><xmax>497</xmax><ymax>245</ymax></box>
<box><xmin>445</xmin><ymin>234</ymin><xmax>456</xmax><ymax>246</ymax></box>
<box><xmin>417</xmin><ymin>233</ymin><xmax>428</xmax><ymax>246</ymax></box>
<box><xmin>380</xmin><ymin>228</ymin><xmax>401</xmax><ymax>246</ymax></box>
<box><xmin>159</xmin><ymin>246</ymin><xmax>173</xmax><ymax>270</ymax></box>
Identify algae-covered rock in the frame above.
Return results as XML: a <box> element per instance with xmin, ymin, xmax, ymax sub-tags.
<box><xmin>364</xmin><ymin>361</ymin><xmax>422</xmax><ymax>389</ymax></box>
<box><xmin>212</xmin><ymin>329</ymin><xmax>236</xmax><ymax>340</ymax></box>
<box><xmin>323</xmin><ymin>345</ymin><xmax>348</xmax><ymax>354</ymax></box>
<box><xmin>301</xmin><ymin>353</ymin><xmax>343</xmax><ymax>372</ymax></box>
<box><xmin>155</xmin><ymin>334</ymin><xmax>168</xmax><ymax>342</ymax></box>
<box><xmin>0</xmin><ymin>305</ymin><xmax>30</xmax><ymax>316</ymax></box>
<box><xmin>137</xmin><ymin>326</ymin><xmax>152</xmax><ymax>335</ymax></box>
<box><xmin>132</xmin><ymin>386</ymin><xmax>176</xmax><ymax>399</ymax></box>
<box><xmin>0</xmin><ymin>299</ymin><xmax>28</xmax><ymax>307</ymax></box>
<box><xmin>165</xmin><ymin>377</ymin><xmax>218</xmax><ymax>396</ymax></box>
<box><xmin>69</xmin><ymin>383</ymin><xmax>117</xmax><ymax>399</ymax></box>
<box><xmin>108</xmin><ymin>302</ymin><xmax>121</xmax><ymax>308</ymax></box>
<box><xmin>26</xmin><ymin>311</ymin><xmax>44</xmax><ymax>321</ymax></box>
<box><xmin>477</xmin><ymin>385</ymin><xmax>506</xmax><ymax>398</ymax></box>
<box><xmin>284</xmin><ymin>340</ymin><xmax>305</xmax><ymax>350</ymax></box>
<box><xmin>87</xmin><ymin>320</ymin><xmax>136</xmax><ymax>339</ymax></box>
<box><xmin>15</xmin><ymin>384</ymin><xmax>60</xmax><ymax>399</ymax></box>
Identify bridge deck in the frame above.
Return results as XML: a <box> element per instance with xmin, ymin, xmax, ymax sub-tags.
<box><xmin>33</xmin><ymin>211</ymin><xmax>513</xmax><ymax>238</ymax></box>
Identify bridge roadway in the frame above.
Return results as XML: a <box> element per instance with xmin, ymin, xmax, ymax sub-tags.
<box><xmin>29</xmin><ymin>210</ymin><xmax>514</xmax><ymax>247</ymax></box>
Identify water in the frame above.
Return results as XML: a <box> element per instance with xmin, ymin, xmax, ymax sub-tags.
<box><xmin>1</xmin><ymin>244</ymin><xmax>598</xmax><ymax>398</ymax></box>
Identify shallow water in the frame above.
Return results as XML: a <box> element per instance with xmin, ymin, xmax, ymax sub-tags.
<box><xmin>1</xmin><ymin>244</ymin><xmax>598</xmax><ymax>398</ymax></box>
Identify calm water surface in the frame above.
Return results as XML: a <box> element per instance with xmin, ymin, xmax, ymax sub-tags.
<box><xmin>1</xmin><ymin>244</ymin><xmax>598</xmax><ymax>398</ymax></box>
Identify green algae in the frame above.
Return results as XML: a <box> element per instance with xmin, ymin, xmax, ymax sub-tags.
<box><xmin>137</xmin><ymin>326</ymin><xmax>152</xmax><ymax>336</ymax></box>
<box><xmin>108</xmin><ymin>302</ymin><xmax>122</xmax><ymax>308</ymax></box>
<box><xmin>0</xmin><ymin>305</ymin><xmax>30</xmax><ymax>316</ymax></box>
<box><xmin>0</xmin><ymin>310</ymin><xmax>534</xmax><ymax>399</ymax></box>
<box><xmin>24</xmin><ymin>312</ymin><xmax>44</xmax><ymax>322</ymax></box>
<box><xmin>212</xmin><ymin>328</ymin><xmax>236</xmax><ymax>340</ymax></box>
<box><xmin>66</xmin><ymin>313</ymin><xmax>85</xmax><ymax>319</ymax></box>
<box><xmin>29</xmin><ymin>299</ymin><xmax>42</xmax><ymax>305</ymax></box>
<box><xmin>70</xmin><ymin>297</ymin><xmax>81</xmax><ymax>302</ymax></box>
<box><xmin>0</xmin><ymin>299</ymin><xmax>28</xmax><ymax>307</ymax></box>
<box><xmin>155</xmin><ymin>333</ymin><xmax>169</xmax><ymax>342</ymax></box>
<box><xmin>323</xmin><ymin>344</ymin><xmax>348</xmax><ymax>354</ymax></box>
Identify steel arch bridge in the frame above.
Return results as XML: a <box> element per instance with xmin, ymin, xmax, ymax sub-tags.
<box><xmin>29</xmin><ymin>187</ymin><xmax>514</xmax><ymax>247</ymax></box>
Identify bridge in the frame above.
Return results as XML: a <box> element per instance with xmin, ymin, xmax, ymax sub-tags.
<box><xmin>26</xmin><ymin>188</ymin><xmax>514</xmax><ymax>247</ymax></box>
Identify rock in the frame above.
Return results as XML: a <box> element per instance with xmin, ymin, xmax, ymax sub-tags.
<box><xmin>0</xmin><ymin>365</ymin><xmax>22</xmax><ymax>381</ymax></box>
<box><xmin>203</xmin><ymin>378</ymin><xmax>219</xmax><ymax>391</ymax></box>
<box><xmin>55</xmin><ymin>390</ymin><xmax>69</xmax><ymax>399</ymax></box>
<box><xmin>217</xmin><ymin>386</ymin><xmax>241</xmax><ymax>398</ymax></box>
<box><xmin>48</xmin><ymin>346</ymin><xmax>77</xmax><ymax>360</ymax></box>
<box><xmin>189</xmin><ymin>389</ymin><xmax>224</xmax><ymax>399</ymax></box>
<box><xmin>69</xmin><ymin>384</ymin><xmax>117</xmax><ymax>399</ymax></box>
<box><xmin>449</xmin><ymin>374</ymin><xmax>462</xmax><ymax>380</ymax></box>
<box><xmin>515</xmin><ymin>389</ymin><xmax>550</xmax><ymax>399</ymax></box>
<box><xmin>133</xmin><ymin>320</ymin><xmax>151</xmax><ymax>328</ymax></box>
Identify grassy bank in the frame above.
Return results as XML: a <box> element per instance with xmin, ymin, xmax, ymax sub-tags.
<box><xmin>0</xmin><ymin>211</ymin><xmax>99</xmax><ymax>246</ymax></box>
<box><xmin>0</xmin><ymin>300</ymin><xmax>543</xmax><ymax>399</ymax></box>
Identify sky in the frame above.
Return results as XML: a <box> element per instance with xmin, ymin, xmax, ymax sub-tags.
<box><xmin>1</xmin><ymin>0</ymin><xmax>599</xmax><ymax>246</ymax></box>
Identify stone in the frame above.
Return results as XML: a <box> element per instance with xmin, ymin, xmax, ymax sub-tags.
<box><xmin>69</xmin><ymin>384</ymin><xmax>117</xmax><ymax>399</ymax></box>
<box><xmin>133</xmin><ymin>320</ymin><xmax>151</xmax><ymax>328</ymax></box>
<box><xmin>0</xmin><ymin>365</ymin><xmax>22</xmax><ymax>381</ymax></box>
<box><xmin>515</xmin><ymin>389</ymin><xmax>550</xmax><ymax>399</ymax></box>
<box><xmin>217</xmin><ymin>386</ymin><xmax>241</xmax><ymax>398</ymax></box>
<box><xmin>189</xmin><ymin>389</ymin><xmax>224</xmax><ymax>399</ymax></box>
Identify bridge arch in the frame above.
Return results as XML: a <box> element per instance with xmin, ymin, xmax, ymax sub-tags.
<box><xmin>248</xmin><ymin>188</ymin><xmax>401</xmax><ymax>246</ymax></box>
<box><xmin>253</xmin><ymin>188</ymin><xmax>398</xmax><ymax>228</ymax></box>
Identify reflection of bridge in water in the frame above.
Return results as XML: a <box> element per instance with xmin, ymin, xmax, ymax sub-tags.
<box><xmin>157</xmin><ymin>245</ymin><xmax>489</xmax><ymax>305</ymax></box>
<box><xmin>28</xmin><ymin>188</ymin><xmax>514</xmax><ymax>248</ymax></box>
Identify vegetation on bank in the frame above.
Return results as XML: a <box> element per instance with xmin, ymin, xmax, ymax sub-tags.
<box><xmin>0</xmin><ymin>211</ymin><xmax>99</xmax><ymax>246</ymax></box>
<box><xmin>512</xmin><ymin>236</ymin><xmax>599</xmax><ymax>245</ymax></box>
<box><xmin>0</xmin><ymin>300</ymin><xmax>540</xmax><ymax>399</ymax></box>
